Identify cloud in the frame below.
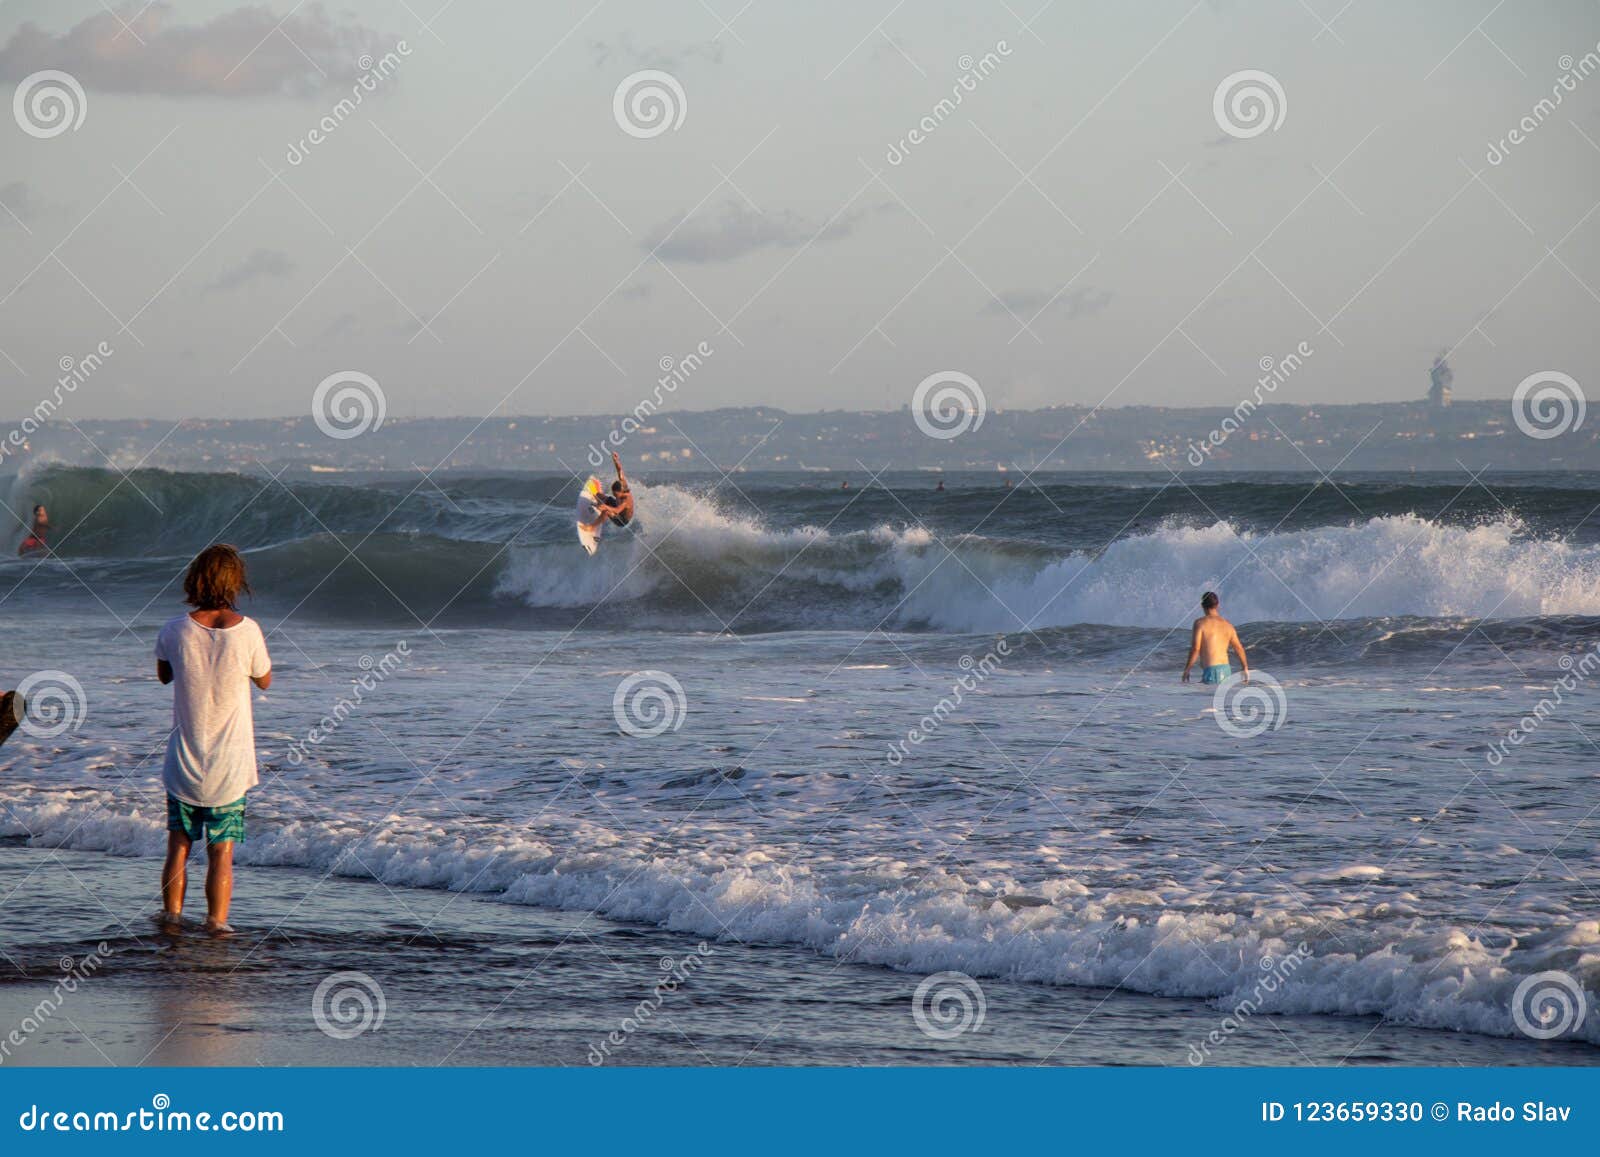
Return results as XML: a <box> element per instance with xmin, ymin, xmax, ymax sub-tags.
<box><xmin>588</xmin><ymin>34</ymin><xmax>724</xmax><ymax>72</ymax></box>
<box><xmin>643</xmin><ymin>200</ymin><xmax>869</xmax><ymax>264</ymax></box>
<box><xmin>984</xmin><ymin>285</ymin><xmax>1113</xmax><ymax>321</ymax></box>
<box><xmin>0</xmin><ymin>4</ymin><xmax>399</xmax><ymax>97</ymax></box>
<box><xmin>206</xmin><ymin>248</ymin><xmax>295</xmax><ymax>291</ymax></box>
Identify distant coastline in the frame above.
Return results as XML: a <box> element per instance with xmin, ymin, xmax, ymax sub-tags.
<box><xmin>0</xmin><ymin>398</ymin><xmax>1591</xmax><ymax>473</ymax></box>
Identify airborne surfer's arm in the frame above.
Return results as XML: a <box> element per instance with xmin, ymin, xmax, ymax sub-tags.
<box><xmin>611</xmin><ymin>451</ymin><xmax>628</xmax><ymax>488</ymax></box>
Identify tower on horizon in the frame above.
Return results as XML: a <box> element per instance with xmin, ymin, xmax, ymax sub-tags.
<box><xmin>1428</xmin><ymin>354</ymin><xmax>1453</xmax><ymax>408</ymax></box>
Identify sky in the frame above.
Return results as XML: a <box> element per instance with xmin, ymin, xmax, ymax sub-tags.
<box><xmin>1</xmin><ymin>0</ymin><xmax>1598</xmax><ymax>420</ymax></box>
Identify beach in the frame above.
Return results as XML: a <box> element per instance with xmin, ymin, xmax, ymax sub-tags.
<box><xmin>1</xmin><ymin>467</ymin><xmax>1598</xmax><ymax>1064</ymax></box>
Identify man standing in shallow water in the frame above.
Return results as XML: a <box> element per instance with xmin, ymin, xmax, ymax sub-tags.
<box><xmin>1181</xmin><ymin>590</ymin><xmax>1250</xmax><ymax>685</ymax></box>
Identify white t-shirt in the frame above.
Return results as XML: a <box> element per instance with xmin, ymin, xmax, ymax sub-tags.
<box><xmin>155</xmin><ymin>614</ymin><xmax>272</xmax><ymax>807</ymax></box>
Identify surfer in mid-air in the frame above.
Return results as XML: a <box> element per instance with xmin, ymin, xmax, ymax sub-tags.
<box><xmin>591</xmin><ymin>452</ymin><xmax>634</xmax><ymax>529</ymax></box>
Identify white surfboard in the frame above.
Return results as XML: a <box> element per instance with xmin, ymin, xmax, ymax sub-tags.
<box><xmin>576</xmin><ymin>476</ymin><xmax>604</xmax><ymax>555</ymax></box>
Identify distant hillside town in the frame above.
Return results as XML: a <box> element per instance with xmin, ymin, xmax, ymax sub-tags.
<box><xmin>2</xmin><ymin>364</ymin><xmax>1592</xmax><ymax>474</ymax></box>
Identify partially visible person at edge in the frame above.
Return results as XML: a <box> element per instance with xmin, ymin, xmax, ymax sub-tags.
<box><xmin>155</xmin><ymin>544</ymin><xmax>272</xmax><ymax>937</ymax></box>
<box><xmin>18</xmin><ymin>504</ymin><xmax>48</xmax><ymax>556</ymax></box>
<box><xmin>1182</xmin><ymin>590</ymin><xmax>1250</xmax><ymax>686</ymax></box>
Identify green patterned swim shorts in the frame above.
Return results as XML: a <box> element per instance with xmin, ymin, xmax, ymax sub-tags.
<box><xmin>166</xmin><ymin>794</ymin><xmax>246</xmax><ymax>845</ymax></box>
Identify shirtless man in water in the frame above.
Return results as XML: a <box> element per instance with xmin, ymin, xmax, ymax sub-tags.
<box><xmin>1181</xmin><ymin>590</ymin><xmax>1249</xmax><ymax>685</ymax></box>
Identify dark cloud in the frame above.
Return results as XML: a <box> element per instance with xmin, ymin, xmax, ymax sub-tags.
<box><xmin>587</xmin><ymin>34</ymin><xmax>724</xmax><ymax>72</ymax></box>
<box><xmin>0</xmin><ymin>181</ymin><xmax>39</xmax><ymax>227</ymax></box>
<box><xmin>0</xmin><ymin>4</ymin><xmax>399</xmax><ymax>97</ymax></box>
<box><xmin>643</xmin><ymin>201</ymin><xmax>867</xmax><ymax>264</ymax></box>
<box><xmin>206</xmin><ymin>249</ymin><xmax>294</xmax><ymax>291</ymax></box>
<box><xmin>985</xmin><ymin>285</ymin><xmax>1113</xmax><ymax>321</ymax></box>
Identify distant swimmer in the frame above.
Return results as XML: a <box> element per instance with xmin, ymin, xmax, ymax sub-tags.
<box><xmin>17</xmin><ymin>504</ymin><xmax>48</xmax><ymax>556</ymax></box>
<box><xmin>935</xmin><ymin>480</ymin><xmax>945</xmax><ymax>492</ymax></box>
<box><xmin>841</xmin><ymin>480</ymin><xmax>850</xmax><ymax>491</ymax></box>
<box><xmin>1181</xmin><ymin>590</ymin><xmax>1249</xmax><ymax>685</ymax></box>
<box><xmin>592</xmin><ymin>451</ymin><xmax>634</xmax><ymax>528</ymax></box>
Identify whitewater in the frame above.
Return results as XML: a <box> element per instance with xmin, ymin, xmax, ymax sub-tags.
<box><xmin>1</xmin><ymin>467</ymin><xmax>1596</xmax><ymax>1060</ymax></box>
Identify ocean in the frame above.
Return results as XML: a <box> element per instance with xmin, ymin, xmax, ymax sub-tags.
<box><xmin>1</xmin><ymin>465</ymin><xmax>1597</xmax><ymax>1065</ymax></box>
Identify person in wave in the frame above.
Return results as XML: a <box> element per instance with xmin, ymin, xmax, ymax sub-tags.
<box><xmin>155</xmin><ymin>544</ymin><xmax>272</xmax><ymax>936</ymax></box>
<box><xmin>591</xmin><ymin>450</ymin><xmax>634</xmax><ymax>529</ymax></box>
<box><xmin>1181</xmin><ymin>590</ymin><xmax>1250</xmax><ymax>686</ymax></box>
<box><xmin>17</xmin><ymin>504</ymin><xmax>48</xmax><ymax>556</ymax></box>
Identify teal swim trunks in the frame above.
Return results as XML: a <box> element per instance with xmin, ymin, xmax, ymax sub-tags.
<box><xmin>167</xmin><ymin>794</ymin><xmax>246</xmax><ymax>845</ymax></box>
<box><xmin>1200</xmin><ymin>664</ymin><xmax>1232</xmax><ymax>685</ymax></box>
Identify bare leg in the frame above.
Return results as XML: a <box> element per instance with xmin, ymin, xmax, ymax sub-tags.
<box><xmin>161</xmin><ymin>832</ymin><xmax>190</xmax><ymax>925</ymax></box>
<box><xmin>204</xmin><ymin>841</ymin><xmax>235</xmax><ymax>932</ymax></box>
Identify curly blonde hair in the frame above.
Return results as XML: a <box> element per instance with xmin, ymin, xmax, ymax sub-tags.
<box><xmin>183</xmin><ymin>544</ymin><xmax>252</xmax><ymax>610</ymax></box>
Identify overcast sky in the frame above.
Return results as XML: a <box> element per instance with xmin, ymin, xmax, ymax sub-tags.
<box><xmin>2</xmin><ymin>0</ymin><xmax>1598</xmax><ymax>420</ymax></box>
